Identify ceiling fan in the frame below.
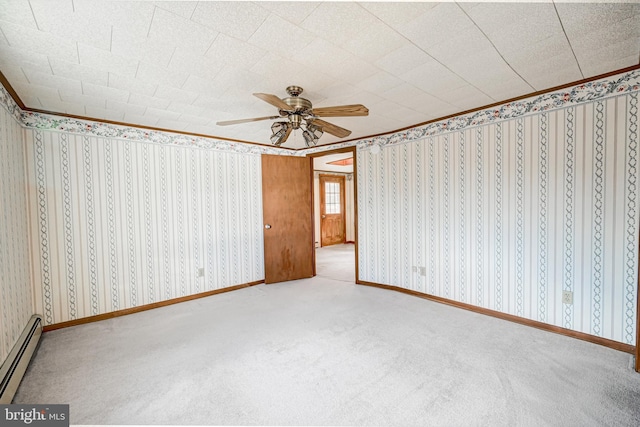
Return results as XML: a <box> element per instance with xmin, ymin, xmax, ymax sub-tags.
<box><xmin>216</xmin><ymin>86</ymin><xmax>369</xmax><ymax>147</ymax></box>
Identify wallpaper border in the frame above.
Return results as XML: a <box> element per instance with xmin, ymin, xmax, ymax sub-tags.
<box><xmin>0</xmin><ymin>69</ymin><xmax>639</xmax><ymax>156</ymax></box>
<box><xmin>0</xmin><ymin>84</ymin><xmax>289</xmax><ymax>155</ymax></box>
<box><xmin>348</xmin><ymin>69</ymin><xmax>640</xmax><ymax>152</ymax></box>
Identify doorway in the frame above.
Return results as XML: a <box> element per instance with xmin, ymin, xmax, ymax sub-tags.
<box><xmin>308</xmin><ymin>146</ymin><xmax>357</xmax><ymax>282</ymax></box>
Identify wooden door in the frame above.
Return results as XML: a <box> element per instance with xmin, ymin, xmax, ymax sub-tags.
<box><xmin>262</xmin><ymin>154</ymin><xmax>314</xmax><ymax>284</ymax></box>
<box><xmin>319</xmin><ymin>174</ymin><xmax>346</xmax><ymax>247</ymax></box>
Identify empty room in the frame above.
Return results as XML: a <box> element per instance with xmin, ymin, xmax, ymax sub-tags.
<box><xmin>1</xmin><ymin>1</ymin><xmax>640</xmax><ymax>425</ymax></box>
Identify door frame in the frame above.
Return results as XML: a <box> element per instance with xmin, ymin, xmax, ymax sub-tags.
<box><xmin>307</xmin><ymin>145</ymin><xmax>359</xmax><ymax>283</ymax></box>
<box><xmin>319</xmin><ymin>173</ymin><xmax>346</xmax><ymax>247</ymax></box>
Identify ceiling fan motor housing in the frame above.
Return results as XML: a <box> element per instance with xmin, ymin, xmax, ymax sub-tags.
<box><xmin>281</xmin><ymin>85</ymin><xmax>312</xmax><ymax>116</ymax></box>
<box><xmin>282</xmin><ymin>96</ymin><xmax>312</xmax><ymax>113</ymax></box>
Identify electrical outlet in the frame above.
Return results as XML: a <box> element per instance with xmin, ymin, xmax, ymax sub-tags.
<box><xmin>197</xmin><ymin>268</ymin><xmax>204</xmax><ymax>278</ymax></box>
<box><xmin>562</xmin><ymin>290</ymin><xmax>573</xmax><ymax>305</ymax></box>
<box><xmin>412</xmin><ymin>266</ymin><xmax>418</xmax><ymax>273</ymax></box>
<box><xmin>419</xmin><ymin>267</ymin><xmax>426</xmax><ymax>276</ymax></box>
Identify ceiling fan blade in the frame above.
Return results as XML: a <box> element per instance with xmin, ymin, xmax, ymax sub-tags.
<box><xmin>312</xmin><ymin>104</ymin><xmax>369</xmax><ymax>117</ymax></box>
<box><xmin>216</xmin><ymin>115</ymin><xmax>281</xmax><ymax>126</ymax></box>
<box><xmin>312</xmin><ymin>119</ymin><xmax>352</xmax><ymax>138</ymax></box>
<box><xmin>253</xmin><ymin>93</ymin><xmax>292</xmax><ymax>111</ymax></box>
<box><xmin>282</xmin><ymin>126</ymin><xmax>293</xmax><ymax>143</ymax></box>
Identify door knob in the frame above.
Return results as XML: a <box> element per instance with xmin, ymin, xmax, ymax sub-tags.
<box><xmin>265</xmin><ymin>224</ymin><xmax>271</xmax><ymax>229</ymax></box>
<box><xmin>321</xmin><ymin>215</ymin><xmax>326</xmax><ymax>218</ymax></box>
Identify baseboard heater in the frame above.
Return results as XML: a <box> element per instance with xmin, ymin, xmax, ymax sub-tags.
<box><xmin>0</xmin><ymin>315</ymin><xmax>42</xmax><ymax>403</ymax></box>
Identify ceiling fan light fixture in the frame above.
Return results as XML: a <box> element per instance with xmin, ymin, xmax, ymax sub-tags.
<box><xmin>270</xmin><ymin>121</ymin><xmax>291</xmax><ymax>146</ymax></box>
<box><xmin>302</xmin><ymin>130</ymin><xmax>316</xmax><ymax>147</ymax></box>
<box><xmin>306</xmin><ymin>122</ymin><xmax>323</xmax><ymax>139</ymax></box>
<box><xmin>303</xmin><ymin>121</ymin><xmax>323</xmax><ymax>147</ymax></box>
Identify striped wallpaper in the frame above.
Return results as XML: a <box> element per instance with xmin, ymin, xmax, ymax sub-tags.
<box><xmin>23</xmin><ymin>130</ymin><xmax>265</xmax><ymax>326</ymax></box>
<box><xmin>358</xmin><ymin>93</ymin><xmax>639</xmax><ymax>345</ymax></box>
<box><xmin>0</xmin><ymin>102</ymin><xmax>33</xmax><ymax>363</ymax></box>
<box><xmin>2</xmin><ymin>69</ymin><xmax>640</xmax><ymax>351</ymax></box>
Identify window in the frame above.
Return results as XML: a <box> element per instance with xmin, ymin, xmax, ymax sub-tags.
<box><xmin>325</xmin><ymin>181</ymin><xmax>341</xmax><ymax>214</ymax></box>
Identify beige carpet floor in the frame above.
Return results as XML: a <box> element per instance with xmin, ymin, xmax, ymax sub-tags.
<box><xmin>14</xmin><ymin>244</ymin><xmax>640</xmax><ymax>426</ymax></box>
<box><xmin>315</xmin><ymin>242</ymin><xmax>355</xmax><ymax>283</ymax></box>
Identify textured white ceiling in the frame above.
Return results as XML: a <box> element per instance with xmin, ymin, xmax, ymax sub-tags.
<box><xmin>0</xmin><ymin>1</ymin><xmax>638</xmax><ymax>149</ymax></box>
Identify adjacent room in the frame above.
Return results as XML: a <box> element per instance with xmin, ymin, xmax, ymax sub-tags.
<box><xmin>0</xmin><ymin>1</ymin><xmax>639</xmax><ymax>425</ymax></box>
